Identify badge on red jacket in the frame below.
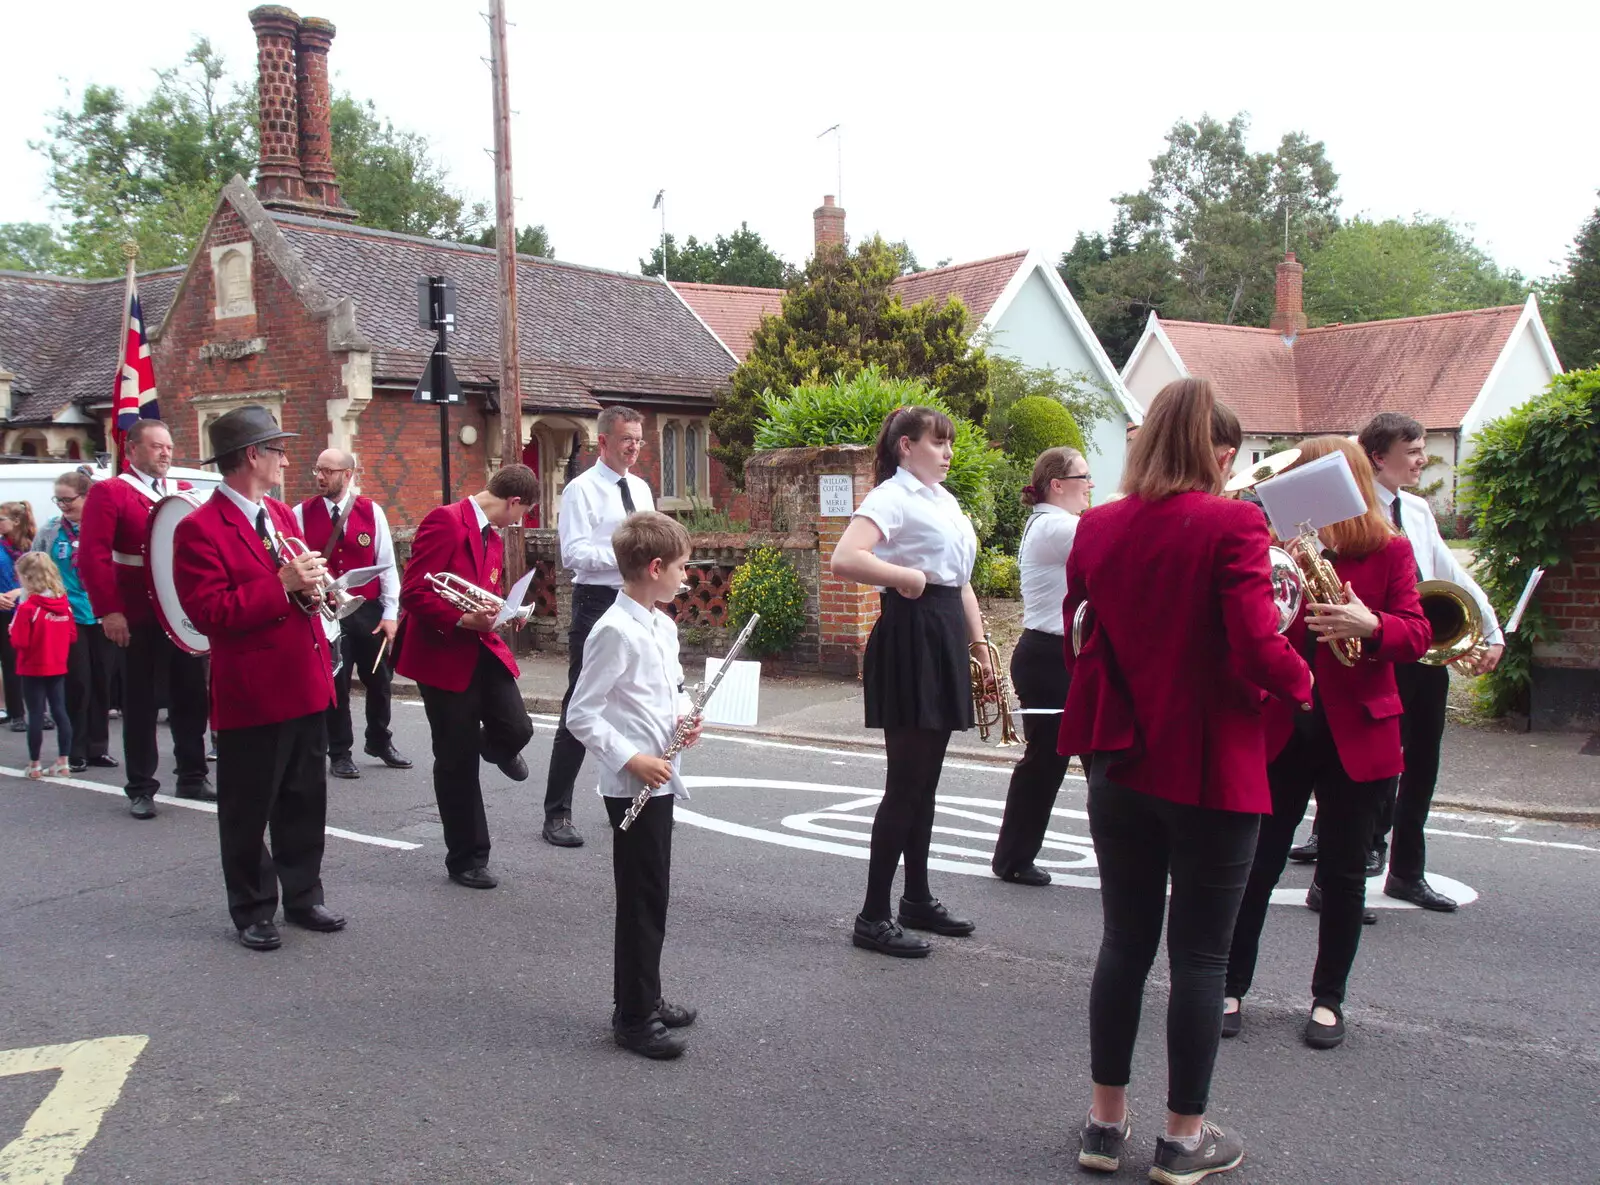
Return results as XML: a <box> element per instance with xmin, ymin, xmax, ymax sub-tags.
<box><xmin>357</xmin><ymin>532</ymin><xmax>372</xmax><ymax>547</ymax></box>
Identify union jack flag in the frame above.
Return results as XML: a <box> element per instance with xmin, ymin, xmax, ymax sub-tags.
<box><xmin>112</xmin><ymin>286</ymin><xmax>159</xmax><ymax>469</ymax></box>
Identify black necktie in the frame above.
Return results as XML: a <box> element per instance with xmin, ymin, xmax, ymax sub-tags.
<box><xmin>618</xmin><ymin>477</ymin><xmax>635</xmax><ymax>514</ymax></box>
<box><xmin>151</xmin><ymin>477</ymin><xmax>165</xmax><ymax>497</ymax></box>
<box><xmin>482</xmin><ymin>523</ymin><xmax>494</xmax><ymax>546</ymax></box>
<box><xmin>1391</xmin><ymin>497</ymin><xmax>1422</xmax><ymax>579</ymax></box>
<box><xmin>328</xmin><ymin>503</ymin><xmax>341</xmax><ymax>533</ymax></box>
<box><xmin>255</xmin><ymin>508</ymin><xmax>273</xmax><ymax>553</ymax></box>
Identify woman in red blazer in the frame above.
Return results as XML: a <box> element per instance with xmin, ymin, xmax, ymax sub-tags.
<box><xmin>1063</xmin><ymin>379</ymin><xmax>1312</xmax><ymax>1182</ymax></box>
<box><xmin>1222</xmin><ymin>435</ymin><xmax>1431</xmax><ymax>1052</ymax></box>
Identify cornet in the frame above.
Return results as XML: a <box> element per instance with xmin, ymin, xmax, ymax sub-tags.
<box><xmin>425</xmin><ymin>571</ymin><xmax>533</xmax><ymax>625</ymax></box>
<box><xmin>969</xmin><ymin>633</ymin><xmax>1021</xmax><ymax>747</ymax></box>
<box><xmin>271</xmin><ymin>531</ymin><xmax>366</xmax><ymax>622</ymax></box>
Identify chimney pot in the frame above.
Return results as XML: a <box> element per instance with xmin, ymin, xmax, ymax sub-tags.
<box><xmin>813</xmin><ymin>194</ymin><xmax>846</xmax><ymax>257</ymax></box>
<box><xmin>1271</xmin><ymin>251</ymin><xmax>1308</xmax><ymax>337</ymax></box>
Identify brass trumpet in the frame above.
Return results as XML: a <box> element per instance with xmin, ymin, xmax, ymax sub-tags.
<box><xmin>271</xmin><ymin>531</ymin><xmax>366</xmax><ymax>622</ymax></box>
<box><xmin>970</xmin><ymin>633</ymin><xmax>1020</xmax><ymax>747</ymax></box>
<box><xmin>425</xmin><ymin>571</ymin><xmax>532</xmax><ymax>625</ymax></box>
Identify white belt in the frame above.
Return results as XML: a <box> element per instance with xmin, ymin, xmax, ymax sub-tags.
<box><xmin>112</xmin><ymin>550</ymin><xmax>145</xmax><ymax>567</ymax></box>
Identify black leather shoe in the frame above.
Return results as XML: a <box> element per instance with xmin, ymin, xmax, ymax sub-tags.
<box><xmin>88</xmin><ymin>754</ymin><xmax>118</xmax><ymax>768</ymax></box>
<box><xmin>128</xmin><ymin>794</ymin><xmax>157</xmax><ymax>820</ymax></box>
<box><xmin>329</xmin><ymin>755</ymin><xmax>360</xmax><ymax>779</ymax></box>
<box><xmin>364</xmin><ymin>742</ymin><xmax>413</xmax><ymax>769</ymax></box>
<box><xmin>1221</xmin><ymin>1002</ymin><xmax>1242</xmax><ymax>1038</ymax></box>
<box><xmin>656</xmin><ymin>1000</ymin><xmax>697</xmax><ymax>1028</ymax></box>
<box><xmin>897</xmin><ymin>896</ymin><xmax>975</xmax><ymax>937</ymax></box>
<box><xmin>285</xmin><ymin>904</ymin><xmax>346</xmax><ymax>932</ymax></box>
<box><xmin>1288</xmin><ymin>835</ymin><xmax>1319</xmax><ymax>863</ymax></box>
<box><xmin>1306</xmin><ymin>883</ymin><xmax>1376</xmax><ymax>924</ymax></box>
<box><xmin>175</xmin><ymin>779</ymin><xmax>217</xmax><ymax>802</ymax></box>
<box><xmin>542</xmin><ymin>816</ymin><xmax>584</xmax><ymax>847</ymax></box>
<box><xmin>1304</xmin><ymin>1003</ymin><xmax>1346</xmax><ymax>1049</ymax></box>
<box><xmin>496</xmin><ymin>753</ymin><xmax>529</xmax><ymax>782</ymax></box>
<box><xmin>1384</xmin><ymin>876</ymin><xmax>1457</xmax><ymax>912</ymax></box>
<box><xmin>1365</xmin><ymin>847</ymin><xmax>1385</xmax><ymax>878</ymax></box>
<box><xmin>238</xmin><ymin>921</ymin><xmax>281</xmax><ymax>951</ymax></box>
<box><xmin>614</xmin><ymin>1018</ymin><xmax>687</xmax><ymax>1060</ymax></box>
<box><xmin>69</xmin><ymin>758</ymin><xmax>88</xmax><ymax>773</ymax></box>
<box><xmin>852</xmin><ymin>915</ymin><xmax>931</xmax><ymax>958</ymax></box>
<box><xmin>8</xmin><ymin>720</ymin><xmax>24</xmax><ymax>733</ymax></box>
<box><xmin>997</xmin><ymin>864</ymin><xmax>1052</xmax><ymax>886</ymax></box>
<box><xmin>449</xmin><ymin>866</ymin><xmax>498</xmax><ymax>890</ymax></box>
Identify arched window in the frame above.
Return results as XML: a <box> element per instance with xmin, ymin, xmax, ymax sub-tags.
<box><xmin>661</xmin><ymin>422</ymin><xmax>679</xmax><ymax>498</ymax></box>
<box><xmin>66</xmin><ymin>440</ymin><xmax>82</xmax><ymax>460</ymax></box>
<box><xmin>684</xmin><ymin>424</ymin><xmax>700</xmax><ymax>497</ymax></box>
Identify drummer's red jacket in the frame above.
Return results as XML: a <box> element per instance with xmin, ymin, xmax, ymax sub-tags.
<box><xmin>79</xmin><ymin>473</ymin><xmax>193</xmax><ymax>627</ymax></box>
<box><xmin>9</xmin><ymin>594</ymin><xmax>77</xmax><ymax>676</ymax></box>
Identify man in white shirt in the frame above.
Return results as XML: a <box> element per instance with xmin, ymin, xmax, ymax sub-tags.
<box><xmin>294</xmin><ymin>450</ymin><xmax>409</xmax><ymax>779</ymax></box>
<box><xmin>543</xmin><ymin>406</ymin><xmax>654</xmax><ymax>848</ymax></box>
<box><xmin>1359</xmin><ymin>413</ymin><xmax>1503</xmax><ymax>912</ymax></box>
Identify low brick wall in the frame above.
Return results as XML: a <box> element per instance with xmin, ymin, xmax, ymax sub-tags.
<box><xmin>1530</xmin><ymin>519</ymin><xmax>1600</xmax><ymax>730</ymax></box>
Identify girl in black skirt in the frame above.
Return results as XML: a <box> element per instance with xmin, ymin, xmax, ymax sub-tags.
<box><xmin>992</xmin><ymin>446</ymin><xmax>1094</xmax><ymax>886</ymax></box>
<box><xmin>830</xmin><ymin>406</ymin><xmax>990</xmax><ymax>958</ymax></box>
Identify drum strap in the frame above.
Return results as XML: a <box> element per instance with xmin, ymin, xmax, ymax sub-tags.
<box><xmin>112</xmin><ymin>550</ymin><xmax>145</xmax><ymax>567</ymax></box>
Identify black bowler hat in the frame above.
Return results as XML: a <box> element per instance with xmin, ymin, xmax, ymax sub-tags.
<box><xmin>201</xmin><ymin>404</ymin><xmax>298</xmax><ymax>465</ymax></box>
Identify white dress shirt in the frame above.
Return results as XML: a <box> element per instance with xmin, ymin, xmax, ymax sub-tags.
<box><xmin>852</xmin><ymin>467</ymin><xmax>977</xmax><ymax>587</ymax></box>
<box><xmin>1376</xmin><ymin>485</ymin><xmax>1503</xmax><ymax>645</ymax></box>
<box><xmin>564</xmin><ymin>592</ymin><xmax>692</xmax><ymax>800</ymax></box>
<box><xmin>558</xmin><ymin>459</ymin><xmax>656</xmax><ymax>588</ymax></box>
<box><xmin>1018</xmin><ymin>504</ymin><xmax>1079</xmax><ymax>634</ymax></box>
<box><xmin>129</xmin><ymin>466</ymin><xmax>170</xmax><ymax>496</ymax></box>
<box><xmin>292</xmin><ymin>490</ymin><xmax>401</xmax><ymax>619</ymax></box>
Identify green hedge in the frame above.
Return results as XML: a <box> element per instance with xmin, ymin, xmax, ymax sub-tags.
<box><xmin>727</xmin><ymin>545</ymin><xmax>808</xmax><ymax>658</ymax></box>
<box><xmin>1005</xmin><ymin>395</ymin><xmax>1086</xmax><ymax>463</ymax></box>
<box><xmin>972</xmin><ymin>547</ymin><xmax>1021</xmax><ymax>599</ymax></box>
<box><xmin>1459</xmin><ymin>367</ymin><xmax>1600</xmax><ymax>715</ymax></box>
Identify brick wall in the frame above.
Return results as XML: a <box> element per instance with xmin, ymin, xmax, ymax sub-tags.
<box><xmin>357</xmin><ymin>392</ymin><xmax>493</xmax><ymax>526</ymax></box>
<box><xmin>1530</xmin><ymin>519</ymin><xmax>1600</xmax><ymax>729</ymax></box>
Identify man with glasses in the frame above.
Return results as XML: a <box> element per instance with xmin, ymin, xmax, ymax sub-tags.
<box><xmin>79</xmin><ymin>419</ymin><xmax>212</xmax><ymax>819</ymax></box>
<box><xmin>542</xmin><ymin>406</ymin><xmax>655</xmax><ymax>849</ymax></box>
<box><xmin>295</xmin><ymin>449</ymin><xmax>409</xmax><ymax>779</ymax></box>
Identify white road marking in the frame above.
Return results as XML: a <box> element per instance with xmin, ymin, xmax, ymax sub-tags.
<box><xmin>0</xmin><ymin>1035</ymin><xmax>148</xmax><ymax>1184</ymax></box>
<box><xmin>3</xmin><ymin>768</ymin><xmax>421</xmax><ymax>851</ymax></box>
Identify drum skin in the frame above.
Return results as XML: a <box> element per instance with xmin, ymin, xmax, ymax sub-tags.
<box><xmin>143</xmin><ymin>491</ymin><xmax>210</xmax><ymax>655</ymax></box>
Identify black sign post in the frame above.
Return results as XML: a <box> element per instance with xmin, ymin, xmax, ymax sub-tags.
<box><xmin>413</xmin><ymin>276</ymin><xmax>464</xmax><ymax>505</ymax></box>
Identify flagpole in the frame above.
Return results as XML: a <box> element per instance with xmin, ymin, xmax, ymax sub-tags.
<box><xmin>113</xmin><ymin>240</ymin><xmax>138</xmax><ymax>472</ymax></box>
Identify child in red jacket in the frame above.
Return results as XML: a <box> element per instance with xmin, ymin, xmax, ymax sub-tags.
<box><xmin>11</xmin><ymin>553</ymin><xmax>77</xmax><ymax>777</ymax></box>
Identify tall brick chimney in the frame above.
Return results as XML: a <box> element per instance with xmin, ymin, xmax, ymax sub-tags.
<box><xmin>1271</xmin><ymin>251</ymin><xmax>1308</xmax><ymax>337</ymax></box>
<box><xmin>813</xmin><ymin>195</ymin><xmax>846</xmax><ymax>256</ymax></box>
<box><xmin>249</xmin><ymin>6</ymin><xmax>305</xmax><ymax>205</ymax></box>
<box><xmin>295</xmin><ymin>17</ymin><xmax>341</xmax><ymax>208</ymax></box>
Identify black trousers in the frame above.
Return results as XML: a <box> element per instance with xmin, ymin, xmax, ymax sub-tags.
<box><xmin>544</xmin><ymin>584</ymin><xmax>619</xmax><ymax>819</ymax></box>
<box><xmin>862</xmin><ymin>727</ymin><xmax>952</xmax><ymax>921</ymax></box>
<box><xmin>1087</xmin><ymin>758</ymin><xmax>1260</xmax><ymax>1117</ymax></box>
<box><xmin>1227</xmin><ymin>705</ymin><xmax>1392</xmax><ymax>1009</ymax></box>
<box><xmin>326</xmin><ymin>600</ymin><xmax>394</xmax><ymax>759</ymax></box>
<box><xmin>0</xmin><ymin>608</ymin><xmax>21</xmax><ymax>722</ymax></box>
<box><xmin>993</xmin><ymin>629</ymin><xmax>1072</xmax><ymax>878</ymax></box>
<box><xmin>1378</xmin><ymin>662</ymin><xmax>1450</xmax><ymax>883</ymax></box>
<box><xmin>122</xmin><ymin>622</ymin><xmax>209</xmax><ymax>799</ymax></box>
<box><xmin>66</xmin><ymin>622</ymin><xmax>113</xmax><ymax>763</ymax></box>
<box><xmin>605</xmin><ymin>792</ymin><xmax>674</xmax><ymax>1025</ymax></box>
<box><xmin>22</xmin><ymin>675</ymin><xmax>71</xmax><ymax>762</ymax></box>
<box><xmin>215</xmin><ymin>711</ymin><xmax>328</xmax><ymax>930</ymax></box>
<box><xmin>418</xmin><ymin>646</ymin><xmax>534</xmax><ymax>875</ymax></box>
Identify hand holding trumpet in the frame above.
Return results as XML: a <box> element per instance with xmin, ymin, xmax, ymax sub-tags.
<box><xmin>278</xmin><ymin>548</ymin><xmax>327</xmax><ymax>595</ymax></box>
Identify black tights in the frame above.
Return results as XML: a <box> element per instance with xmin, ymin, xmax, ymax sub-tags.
<box><xmin>861</xmin><ymin>727</ymin><xmax>952</xmax><ymax>921</ymax></box>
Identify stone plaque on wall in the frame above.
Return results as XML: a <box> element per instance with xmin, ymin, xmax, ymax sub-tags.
<box><xmin>818</xmin><ymin>474</ymin><xmax>853</xmax><ymax>517</ymax></box>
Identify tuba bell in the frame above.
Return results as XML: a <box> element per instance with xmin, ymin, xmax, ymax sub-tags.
<box><xmin>969</xmin><ymin>633</ymin><xmax>1021</xmax><ymax>747</ymax></box>
<box><xmin>1416</xmin><ymin>579</ymin><xmax>1487</xmax><ymax>667</ymax></box>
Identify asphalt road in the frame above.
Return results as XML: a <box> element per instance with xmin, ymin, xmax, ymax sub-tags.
<box><xmin>1</xmin><ymin>706</ymin><xmax>1597</xmax><ymax>1184</ymax></box>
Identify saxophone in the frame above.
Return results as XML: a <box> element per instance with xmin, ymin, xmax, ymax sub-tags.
<box><xmin>1286</xmin><ymin>521</ymin><xmax>1359</xmax><ymax>667</ymax></box>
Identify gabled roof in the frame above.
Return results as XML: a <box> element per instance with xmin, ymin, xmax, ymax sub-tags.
<box><xmin>0</xmin><ymin>267</ymin><xmax>183</xmax><ymax>423</ymax></box>
<box><xmin>892</xmin><ymin>251</ymin><xmax>1030</xmax><ymax>331</ymax></box>
<box><xmin>1134</xmin><ymin>302</ymin><xmax>1542</xmax><ymax>433</ymax></box>
<box><xmin>668</xmin><ymin>281</ymin><xmax>782</xmax><ymax>362</ymax></box>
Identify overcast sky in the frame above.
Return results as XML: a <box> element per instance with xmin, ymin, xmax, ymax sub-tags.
<box><xmin>4</xmin><ymin>0</ymin><xmax>1595</xmax><ymax>283</ymax></box>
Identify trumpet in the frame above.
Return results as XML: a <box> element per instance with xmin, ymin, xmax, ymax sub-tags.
<box><xmin>425</xmin><ymin>571</ymin><xmax>532</xmax><ymax>625</ymax></box>
<box><xmin>969</xmin><ymin>633</ymin><xmax>1021</xmax><ymax>747</ymax></box>
<box><xmin>271</xmin><ymin>531</ymin><xmax>366</xmax><ymax>622</ymax></box>
<box><xmin>1285</xmin><ymin>522</ymin><xmax>1359</xmax><ymax>667</ymax></box>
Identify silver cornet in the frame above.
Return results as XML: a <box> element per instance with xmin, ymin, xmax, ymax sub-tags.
<box><xmin>271</xmin><ymin>531</ymin><xmax>366</xmax><ymax>622</ymax></box>
<box><xmin>425</xmin><ymin>571</ymin><xmax>532</xmax><ymax>625</ymax></box>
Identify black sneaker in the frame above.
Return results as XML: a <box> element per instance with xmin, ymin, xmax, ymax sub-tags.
<box><xmin>851</xmin><ymin>915</ymin><xmax>931</xmax><ymax>958</ymax></box>
<box><xmin>1077</xmin><ymin>1114</ymin><xmax>1130</xmax><ymax>1173</ymax></box>
<box><xmin>1149</xmin><ymin>1120</ymin><xmax>1244</xmax><ymax>1185</ymax></box>
<box><xmin>1287</xmin><ymin>835</ymin><xmax>1318</xmax><ymax>863</ymax></box>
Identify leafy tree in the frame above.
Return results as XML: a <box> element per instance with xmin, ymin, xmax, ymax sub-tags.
<box><xmin>466</xmin><ymin>223</ymin><xmax>555</xmax><ymax>258</ymax></box>
<box><xmin>982</xmin><ymin>349</ymin><xmax>1120</xmax><ymax>454</ymax></box>
<box><xmin>1543</xmin><ymin>195</ymin><xmax>1600</xmax><ymax>370</ymax></box>
<box><xmin>0</xmin><ymin>224</ymin><xmax>62</xmax><ymax>272</ymax></box>
<box><xmin>1057</xmin><ymin>228</ymin><xmax>1179</xmax><ymax>366</ymax></box>
<box><xmin>640</xmin><ymin>223</ymin><xmax>796</xmax><ymax>287</ymax></box>
<box><xmin>330</xmin><ymin>96</ymin><xmax>487</xmax><ymax>241</ymax></box>
<box><xmin>711</xmin><ymin>235</ymin><xmax>990</xmax><ymax>487</ymax></box>
<box><xmin>886</xmin><ymin>240</ymin><xmax>923</xmax><ymax>275</ymax></box>
<box><xmin>1005</xmin><ymin>396</ymin><xmax>1086</xmax><ymax>463</ymax></box>
<box><xmin>1302</xmin><ymin>216</ymin><xmax>1528</xmax><ymax>324</ymax></box>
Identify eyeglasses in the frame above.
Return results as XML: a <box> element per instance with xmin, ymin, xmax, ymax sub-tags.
<box><xmin>52</xmin><ymin>495</ymin><xmax>82</xmax><ymax>506</ymax></box>
<box><xmin>1062</xmin><ymin>474</ymin><xmax>1092</xmax><ymax>482</ymax></box>
<box><xmin>262</xmin><ymin>445</ymin><xmax>288</xmax><ymax>458</ymax></box>
<box><xmin>312</xmin><ymin>466</ymin><xmax>351</xmax><ymax>477</ymax></box>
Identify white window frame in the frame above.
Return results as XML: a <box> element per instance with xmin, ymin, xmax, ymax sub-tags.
<box><xmin>655</xmin><ymin>414</ymin><xmax>711</xmax><ymax>511</ymax></box>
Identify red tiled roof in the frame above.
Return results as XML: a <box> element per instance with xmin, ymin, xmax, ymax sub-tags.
<box><xmin>891</xmin><ymin>251</ymin><xmax>1029</xmax><ymax>331</ymax></box>
<box><xmin>1159</xmin><ymin>305</ymin><xmax>1527</xmax><ymax>434</ymax></box>
<box><xmin>670</xmin><ymin>281</ymin><xmax>785</xmax><ymax>361</ymax></box>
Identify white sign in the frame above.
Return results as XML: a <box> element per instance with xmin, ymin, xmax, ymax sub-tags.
<box><xmin>701</xmin><ymin>658</ymin><xmax>761</xmax><ymax>726</ymax></box>
<box><xmin>818</xmin><ymin>474</ymin><xmax>854</xmax><ymax>517</ymax></box>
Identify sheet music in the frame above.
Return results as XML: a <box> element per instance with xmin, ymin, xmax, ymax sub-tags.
<box><xmin>494</xmin><ymin>568</ymin><xmax>538</xmax><ymax>627</ymax></box>
<box><xmin>1254</xmin><ymin>451</ymin><xmax>1366</xmax><ymax>540</ymax></box>
<box><xmin>700</xmin><ymin>658</ymin><xmax>761</xmax><ymax>727</ymax></box>
<box><xmin>1505</xmin><ymin>567</ymin><xmax>1545</xmax><ymax>634</ymax></box>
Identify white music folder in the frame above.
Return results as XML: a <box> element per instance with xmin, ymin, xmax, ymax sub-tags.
<box><xmin>700</xmin><ymin>658</ymin><xmax>761</xmax><ymax>727</ymax></box>
<box><xmin>1254</xmin><ymin>450</ymin><xmax>1367</xmax><ymax>539</ymax></box>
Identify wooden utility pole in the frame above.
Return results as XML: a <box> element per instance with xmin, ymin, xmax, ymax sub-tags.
<box><xmin>489</xmin><ymin>0</ymin><xmax>526</xmax><ymax>595</ymax></box>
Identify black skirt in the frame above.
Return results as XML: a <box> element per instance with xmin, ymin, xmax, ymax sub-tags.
<box><xmin>863</xmin><ymin>585</ymin><xmax>974</xmax><ymax>731</ymax></box>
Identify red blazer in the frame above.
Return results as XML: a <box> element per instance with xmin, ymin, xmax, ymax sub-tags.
<box><xmin>1263</xmin><ymin>535</ymin><xmax>1431</xmax><ymax>782</ymax></box>
<box><xmin>395</xmin><ymin>499</ymin><xmax>518</xmax><ymax>693</ymax></box>
<box><xmin>79</xmin><ymin>473</ymin><xmax>192</xmax><ymax>626</ymax></box>
<box><xmin>1060</xmin><ymin>491</ymin><xmax>1313</xmax><ymax>814</ymax></box>
<box><xmin>172</xmin><ymin>489</ymin><xmax>336</xmax><ymax>731</ymax></box>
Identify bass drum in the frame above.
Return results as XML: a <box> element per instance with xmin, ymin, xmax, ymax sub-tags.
<box><xmin>143</xmin><ymin>491</ymin><xmax>210</xmax><ymax>655</ymax></box>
